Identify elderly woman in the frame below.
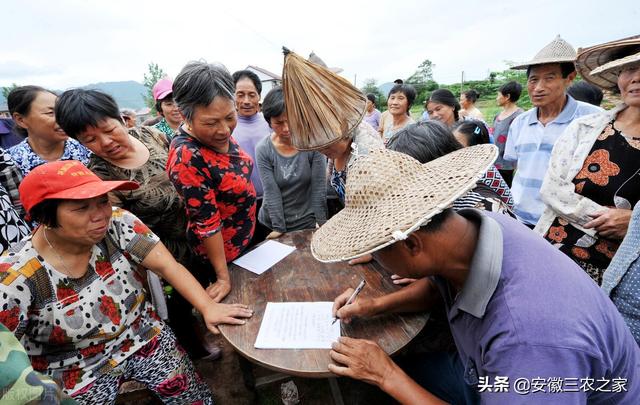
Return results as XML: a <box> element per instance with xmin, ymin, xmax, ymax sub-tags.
<box><xmin>0</xmin><ymin>161</ymin><xmax>252</xmax><ymax>403</ymax></box>
<box><xmin>54</xmin><ymin>88</ymin><xmax>217</xmax><ymax>358</ymax></box>
<box><xmin>535</xmin><ymin>37</ymin><xmax>640</xmax><ymax>284</ymax></box>
<box><xmin>380</xmin><ymin>84</ymin><xmax>416</xmax><ymax>142</ymax></box>
<box><xmin>167</xmin><ymin>61</ymin><xmax>256</xmax><ymax>302</ymax></box>
<box><xmin>8</xmin><ymin>86</ymin><xmax>90</xmax><ymax>176</ymax></box>
<box><xmin>256</xmin><ymin>86</ymin><xmax>327</xmax><ymax>240</ymax></box>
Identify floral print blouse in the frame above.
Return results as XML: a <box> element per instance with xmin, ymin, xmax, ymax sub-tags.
<box><xmin>543</xmin><ymin>119</ymin><xmax>640</xmax><ymax>284</ymax></box>
<box><xmin>8</xmin><ymin>138</ymin><xmax>91</xmax><ymax>177</ymax></box>
<box><xmin>0</xmin><ymin>208</ymin><xmax>164</xmax><ymax>395</ymax></box>
<box><xmin>167</xmin><ymin>129</ymin><xmax>256</xmax><ymax>263</ymax></box>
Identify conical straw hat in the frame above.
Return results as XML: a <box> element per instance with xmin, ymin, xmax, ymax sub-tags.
<box><xmin>576</xmin><ymin>35</ymin><xmax>640</xmax><ymax>90</ymax></box>
<box><xmin>282</xmin><ymin>47</ymin><xmax>366</xmax><ymax>151</ymax></box>
<box><xmin>511</xmin><ymin>35</ymin><xmax>576</xmax><ymax>70</ymax></box>
<box><xmin>311</xmin><ymin>145</ymin><xmax>498</xmax><ymax>263</ymax></box>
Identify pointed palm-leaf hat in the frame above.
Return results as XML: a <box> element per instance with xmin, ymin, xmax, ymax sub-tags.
<box><xmin>511</xmin><ymin>35</ymin><xmax>577</xmax><ymax>70</ymax></box>
<box><xmin>282</xmin><ymin>47</ymin><xmax>366</xmax><ymax>151</ymax></box>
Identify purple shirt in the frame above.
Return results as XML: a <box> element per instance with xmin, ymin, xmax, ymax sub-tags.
<box><xmin>231</xmin><ymin>113</ymin><xmax>271</xmax><ymax>197</ymax></box>
<box><xmin>434</xmin><ymin>209</ymin><xmax>640</xmax><ymax>404</ymax></box>
<box><xmin>363</xmin><ymin>109</ymin><xmax>381</xmax><ymax>131</ymax></box>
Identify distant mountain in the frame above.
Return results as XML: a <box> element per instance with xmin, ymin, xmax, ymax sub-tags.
<box><xmin>378</xmin><ymin>82</ymin><xmax>394</xmax><ymax>97</ymax></box>
<box><xmin>81</xmin><ymin>81</ymin><xmax>148</xmax><ymax>110</ymax></box>
<box><xmin>0</xmin><ymin>81</ymin><xmax>148</xmax><ymax>112</ymax></box>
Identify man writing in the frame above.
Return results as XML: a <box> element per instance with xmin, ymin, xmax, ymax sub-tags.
<box><xmin>311</xmin><ymin>147</ymin><xmax>640</xmax><ymax>404</ymax></box>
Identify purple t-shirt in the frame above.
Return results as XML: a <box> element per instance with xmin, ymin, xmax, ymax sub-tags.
<box><xmin>231</xmin><ymin>113</ymin><xmax>271</xmax><ymax>197</ymax></box>
<box><xmin>434</xmin><ymin>209</ymin><xmax>640</xmax><ymax>403</ymax></box>
<box><xmin>363</xmin><ymin>109</ymin><xmax>381</xmax><ymax>131</ymax></box>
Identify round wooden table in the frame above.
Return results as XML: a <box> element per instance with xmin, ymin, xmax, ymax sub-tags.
<box><xmin>219</xmin><ymin>229</ymin><xmax>429</xmax><ymax>378</ymax></box>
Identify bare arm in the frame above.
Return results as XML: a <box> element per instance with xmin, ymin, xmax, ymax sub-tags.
<box><xmin>141</xmin><ymin>241</ymin><xmax>251</xmax><ymax>332</ymax></box>
<box><xmin>202</xmin><ymin>232</ymin><xmax>232</xmax><ymax>302</ymax></box>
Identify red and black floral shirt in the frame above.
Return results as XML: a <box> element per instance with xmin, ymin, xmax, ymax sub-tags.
<box><xmin>167</xmin><ymin>130</ymin><xmax>256</xmax><ymax>263</ymax></box>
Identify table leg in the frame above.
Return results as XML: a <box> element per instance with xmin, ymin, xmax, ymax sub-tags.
<box><xmin>328</xmin><ymin>377</ymin><xmax>345</xmax><ymax>405</ymax></box>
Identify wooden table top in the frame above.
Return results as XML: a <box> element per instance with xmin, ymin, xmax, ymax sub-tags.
<box><xmin>219</xmin><ymin>229</ymin><xmax>428</xmax><ymax>378</ymax></box>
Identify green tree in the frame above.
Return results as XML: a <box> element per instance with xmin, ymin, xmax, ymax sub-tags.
<box><xmin>360</xmin><ymin>78</ymin><xmax>385</xmax><ymax>109</ymax></box>
<box><xmin>406</xmin><ymin>59</ymin><xmax>438</xmax><ymax>106</ymax></box>
<box><xmin>2</xmin><ymin>83</ymin><xmax>19</xmax><ymax>99</ymax></box>
<box><xmin>142</xmin><ymin>63</ymin><xmax>167</xmax><ymax>114</ymax></box>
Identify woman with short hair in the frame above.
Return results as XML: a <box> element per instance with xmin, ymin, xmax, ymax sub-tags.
<box><xmin>8</xmin><ymin>86</ymin><xmax>90</xmax><ymax>176</ymax></box>
<box><xmin>380</xmin><ymin>84</ymin><xmax>416</xmax><ymax>142</ymax></box>
<box><xmin>255</xmin><ymin>86</ymin><xmax>327</xmax><ymax>240</ymax></box>
<box><xmin>167</xmin><ymin>61</ymin><xmax>257</xmax><ymax>302</ymax></box>
<box><xmin>0</xmin><ymin>161</ymin><xmax>252</xmax><ymax>403</ymax></box>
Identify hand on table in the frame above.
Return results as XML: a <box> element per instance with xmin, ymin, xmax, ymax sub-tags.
<box><xmin>584</xmin><ymin>208</ymin><xmax>631</xmax><ymax>239</ymax></box>
<box><xmin>348</xmin><ymin>254</ymin><xmax>372</xmax><ymax>265</ymax></box>
<box><xmin>390</xmin><ymin>274</ymin><xmax>417</xmax><ymax>285</ymax></box>
<box><xmin>202</xmin><ymin>303</ymin><xmax>253</xmax><ymax>334</ymax></box>
<box><xmin>266</xmin><ymin>231</ymin><xmax>284</xmax><ymax>240</ymax></box>
<box><xmin>206</xmin><ymin>279</ymin><xmax>231</xmax><ymax>303</ymax></box>
<box><xmin>328</xmin><ymin>337</ymin><xmax>397</xmax><ymax>387</ymax></box>
<box><xmin>332</xmin><ymin>288</ymin><xmax>375</xmax><ymax>324</ymax></box>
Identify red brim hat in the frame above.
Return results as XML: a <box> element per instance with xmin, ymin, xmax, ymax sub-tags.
<box><xmin>19</xmin><ymin>160</ymin><xmax>139</xmax><ymax>215</ymax></box>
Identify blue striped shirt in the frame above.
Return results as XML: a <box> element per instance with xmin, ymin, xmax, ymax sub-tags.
<box><xmin>504</xmin><ymin>96</ymin><xmax>601</xmax><ymax>225</ymax></box>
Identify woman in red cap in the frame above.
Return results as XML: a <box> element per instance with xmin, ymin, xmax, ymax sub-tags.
<box><xmin>0</xmin><ymin>160</ymin><xmax>252</xmax><ymax>404</ymax></box>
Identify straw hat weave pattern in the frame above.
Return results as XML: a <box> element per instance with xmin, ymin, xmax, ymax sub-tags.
<box><xmin>511</xmin><ymin>35</ymin><xmax>576</xmax><ymax>70</ymax></box>
<box><xmin>311</xmin><ymin>145</ymin><xmax>498</xmax><ymax>262</ymax></box>
<box><xmin>576</xmin><ymin>35</ymin><xmax>640</xmax><ymax>90</ymax></box>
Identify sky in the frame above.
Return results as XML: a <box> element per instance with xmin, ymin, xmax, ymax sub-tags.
<box><xmin>1</xmin><ymin>0</ymin><xmax>638</xmax><ymax>90</ymax></box>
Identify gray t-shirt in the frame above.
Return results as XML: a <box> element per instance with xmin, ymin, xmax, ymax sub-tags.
<box><xmin>255</xmin><ymin>136</ymin><xmax>327</xmax><ymax>232</ymax></box>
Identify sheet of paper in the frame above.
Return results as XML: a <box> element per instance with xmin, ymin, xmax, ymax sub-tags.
<box><xmin>254</xmin><ymin>302</ymin><xmax>340</xmax><ymax>349</ymax></box>
<box><xmin>232</xmin><ymin>240</ymin><xmax>296</xmax><ymax>275</ymax></box>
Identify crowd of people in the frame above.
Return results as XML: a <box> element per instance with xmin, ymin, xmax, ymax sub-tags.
<box><xmin>0</xmin><ymin>33</ymin><xmax>639</xmax><ymax>404</ymax></box>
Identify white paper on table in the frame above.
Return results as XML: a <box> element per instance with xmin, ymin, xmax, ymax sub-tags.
<box><xmin>232</xmin><ymin>240</ymin><xmax>296</xmax><ymax>275</ymax></box>
<box><xmin>254</xmin><ymin>302</ymin><xmax>341</xmax><ymax>349</ymax></box>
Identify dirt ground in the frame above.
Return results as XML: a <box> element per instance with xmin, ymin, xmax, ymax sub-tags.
<box><xmin>116</xmin><ymin>333</ymin><xmax>391</xmax><ymax>405</ymax></box>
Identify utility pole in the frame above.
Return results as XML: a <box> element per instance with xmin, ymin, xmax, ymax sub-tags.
<box><xmin>461</xmin><ymin>71</ymin><xmax>465</xmax><ymax>93</ymax></box>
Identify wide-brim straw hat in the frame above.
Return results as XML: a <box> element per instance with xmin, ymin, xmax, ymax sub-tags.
<box><xmin>511</xmin><ymin>35</ymin><xmax>576</xmax><ymax>70</ymax></box>
<box><xmin>282</xmin><ymin>47</ymin><xmax>366</xmax><ymax>151</ymax></box>
<box><xmin>576</xmin><ymin>35</ymin><xmax>640</xmax><ymax>90</ymax></box>
<box><xmin>311</xmin><ymin>145</ymin><xmax>498</xmax><ymax>263</ymax></box>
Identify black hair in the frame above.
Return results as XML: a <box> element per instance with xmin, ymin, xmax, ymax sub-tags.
<box><xmin>498</xmin><ymin>81</ymin><xmax>523</xmax><ymax>103</ymax></box>
<box><xmin>428</xmin><ymin>89</ymin><xmax>461</xmax><ymax>122</ymax></box>
<box><xmin>262</xmin><ymin>86</ymin><xmax>285</xmax><ymax>127</ymax></box>
<box><xmin>393</xmin><ymin>79</ymin><xmax>404</xmax><ymax>84</ymax></box>
<box><xmin>463</xmin><ymin>89</ymin><xmax>480</xmax><ymax>103</ymax></box>
<box><xmin>419</xmin><ymin>208</ymin><xmax>454</xmax><ymax>234</ymax></box>
<box><xmin>55</xmin><ymin>89</ymin><xmax>122</xmax><ymax>139</ymax></box>
<box><xmin>232</xmin><ymin>70</ymin><xmax>262</xmax><ymax>95</ymax></box>
<box><xmin>567</xmin><ymin>81</ymin><xmax>603</xmax><ymax>107</ymax></box>
<box><xmin>366</xmin><ymin>93</ymin><xmax>377</xmax><ymax>106</ymax></box>
<box><xmin>155</xmin><ymin>93</ymin><xmax>174</xmax><ymax>118</ymax></box>
<box><xmin>8</xmin><ymin>85</ymin><xmax>57</xmax><ymax>136</ymax></box>
<box><xmin>452</xmin><ymin>120</ymin><xmax>490</xmax><ymax>146</ymax></box>
<box><xmin>387</xmin><ymin>121</ymin><xmax>462</xmax><ymax>163</ymax></box>
<box><xmin>29</xmin><ymin>199</ymin><xmax>62</xmax><ymax>228</ymax></box>
<box><xmin>388</xmin><ymin>84</ymin><xmax>417</xmax><ymax>115</ymax></box>
<box><xmin>173</xmin><ymin>61</ymin><xmax>235</xmax><ymax>122</ymax></box>
<box><xmin>526</xmin><ymin>62</ymin><xmax>575</xmax><ymax>78</ymax></box>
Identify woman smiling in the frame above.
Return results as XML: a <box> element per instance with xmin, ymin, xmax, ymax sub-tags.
<box><xmin>167</xmin><ymin>61</ymin><xmax>257</xmax><ymax>303</ymax></box>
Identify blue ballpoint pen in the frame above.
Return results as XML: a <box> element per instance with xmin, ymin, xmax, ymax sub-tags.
<box><xmin>332</xmin><ymin>279</ymin><xmax>366</xmax><ymax>325</ymax></box>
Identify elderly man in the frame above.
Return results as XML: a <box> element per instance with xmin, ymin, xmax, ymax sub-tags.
<box><xmin>504</xmin><ymin>36</ymin><xmax>601</xmax><ymax>227</ymax></box>
<box><xmin>313</xmin><ymin>147</ymin><xmax>640</xmax><ymax>404</ymax></box>
<box><xmin>120</xmin><ymin>108</ymin><xmax>137</xmax><ymax>128</ymax></box>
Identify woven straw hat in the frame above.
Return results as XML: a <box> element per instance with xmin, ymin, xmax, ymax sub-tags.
<box><xmin>311</xmin><ymin>145</ymin><xmax>498</xmax><ymax>263</ymax></box>
<box><xmin>576</xmin><ymin>35</ymin><xmax>640</xmax><ymax>90</ymax></box>
<box><xmin>282</xmin><ymin>48</ymin><xmax>366</xmax><ymax>151</ymax></box>
<box><xmin>511</xmin><ymin>35</ymin><xmax>576</xmax><ymax>70</ymax></box>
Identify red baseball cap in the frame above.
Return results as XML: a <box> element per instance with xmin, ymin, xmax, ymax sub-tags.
<box><xmin>152</xmin><ymin>78</ymin><xmax>173</xmax><ymax>101</ymax></box>
<box><xmin>19</xmin><ymin>160</ymin><xmax>139</xmax><ymax>214</ymax></box>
